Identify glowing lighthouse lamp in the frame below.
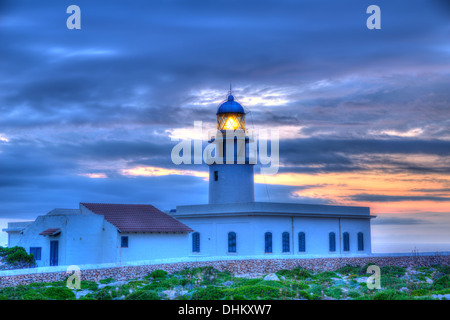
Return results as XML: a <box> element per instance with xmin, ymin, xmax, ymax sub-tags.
<box><xmin>208</xmin><ymin>91</ymin><xmax>255</xmax><ymax>205</ymax></box>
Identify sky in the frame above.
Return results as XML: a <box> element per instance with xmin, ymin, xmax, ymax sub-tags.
<box><xmin>1</xmin><ymin>0</ymin><xmax>450</xmax><ymax>252</ymax></box>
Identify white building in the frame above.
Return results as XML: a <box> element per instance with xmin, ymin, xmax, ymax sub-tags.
<box><xmin>2</xmin><ymin>91</ymin><xmax>375</xmax><ymax>267</ymax></box>
<box><xmin>3</xmin><ymin>204</ymin><xmax>192</xmax><ymax>267</ymax></box>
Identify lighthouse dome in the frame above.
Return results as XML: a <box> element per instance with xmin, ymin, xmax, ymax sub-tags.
<box><xmin>217</xmin><ymin>94</ymin><xmax>245</xmax><ymax>115</ymax></box>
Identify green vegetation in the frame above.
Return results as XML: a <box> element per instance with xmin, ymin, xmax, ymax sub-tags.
<box><xmin>0</xmin><ymin>264</ymin><xmax>448</xmax><ymax>300</ymax></box>
<box><xmin>336</xmin><ymin>264</ymin><xmax>360</xmax><ymax>275</ymax></box>
<box><xmin>380</xmin><ymin>266</ymin><xmax>406</xmax><ymax>277</ymax></box>
<box><xmin>373</xmin><ymin>289</ymin><xmax>407</xmax><ymax>300</ymax></box>
<box><xmin>276</xmin><ymin>267</ymin><xmax>312</xmax><ymax>280</ymax></box>
<box><xmin>99</xmin><ymin>278</ymin><xmax>115</xmax><ymax>284</ymax></box>
<box><xmin>148</xmin><ymin>269</ymin><xmax>168</xmax><ymax>279</ymax></box>
<box><xmin>0</xmin><ymin>246</ymin><xmax>35</xmax><ymax>266</ymax></box>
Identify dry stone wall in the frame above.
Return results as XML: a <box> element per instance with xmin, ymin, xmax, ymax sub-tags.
<box><xmin>1</xmin><ymin>254</ymin><xmax>449</xmax><ymax>288</ymax></box>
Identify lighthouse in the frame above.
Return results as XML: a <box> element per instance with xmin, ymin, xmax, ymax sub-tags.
<box><xmin>208</xmin><ymin>92</ymin><xmax>255</xmax><ymax>204</ymax></box>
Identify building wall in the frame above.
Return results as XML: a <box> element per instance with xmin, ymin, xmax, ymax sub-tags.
<box><xmin>180</xmin><ymin>216</ymin><xmax>253</xmax><ymax>257</ymax></box>
<box><xmin>7</xmin><ymin>232</ymin><xmax>21</xmax><ymax>248</ymax></box>
<box><xmin>339</xmin><ymin>217</ymin><xmax>372</xmax><ymax>255</ymax></box>
<box><xmin>14</xmin><ymin>213</ymin><xmax>115</xmax><ymax>267</ymax></box>
<box><xmin>15</xmin><ymin>214</ymin><xmax>68</xmax><ymax>267</ymax></box>
<box><xmin>10</xmin><ymin>213</ymin><xmax>190</xmax><ymax>266</ymax></box>
<box><xmin>209</xmin><ymin>164</ymin><xmax>254</xmax><ymax>204</ymax></box>
<box><xmin>117</xmin><ymin>232</ymin><xmax>189</xmax><ymax>263</ymax></box>
<box><xmin>180</xmin><ymin>215</ymin><xmax>372</xmax><ymax>257</ymax></box>
<box><xmin>62</xmin><ymin>214</ymin><xmax>118</xmax><ymax>266</ymax></box>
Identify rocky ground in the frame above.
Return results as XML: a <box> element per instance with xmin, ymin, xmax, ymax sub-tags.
<box><xmin>0</xmin><ymin>256</ymin><xmax>32</xmax><ymax>271</ymax></box>
<box><xmin>0</xmin><ymin>264</ymin><xmax>449</xmax><ymax>300</ymax></box>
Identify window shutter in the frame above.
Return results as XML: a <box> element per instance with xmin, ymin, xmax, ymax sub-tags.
<box><xmin>343</xmin><ymin>232</ymin><xmax>350</xmax><ymax>251</ymax></box>
<box><xmin>299</xmin><ymin>232</ymin><xmax>306</xmax><ymax>252</ymax></box>
<box><xmin>265</xmin><ymin>232</ymin><xmax>272</xmax><ymax>253</ymax></box>
<box><xmin>282</xmin><ymin>232</ymin><xmax>290</xmax><ymax>252</ymax></box>
<box><xmin>121</xmin><ymin>236</ymin><xmax>128</xmax><ymax>248</ymax></box>
<box><xmin>228</xmin><ymin>232</ymin><xmax>236</xmax><ymax>253</ymax></box>
<box><xmin>358</xmin><ymin>232</ymin><xmax>364</xmax><ymax>251</ymax></box>
<box><xmin>329</xmin><ymin>232</ymin><xmax>336</xmax><ymax>252</ymax></box>
<box><xmin>192</xmin><ymin>232</ymin><xmax>200</xmax><ymax>252</ymax></box>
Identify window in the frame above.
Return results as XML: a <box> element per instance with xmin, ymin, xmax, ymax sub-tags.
<box><xmin>121</xmin><ymin>236</ymin><xmax>128</xmax><ymax>248</ymax></box>
<box><xmin>343</xmin><ymin>232</ymin><xmax>350</xmax><ymax>252</ymax></box>
<box><xmin>282</xmin><ymin>232</ymin><xmax>290</xmax><ymax>252</ymax></box>
<box><xmin>217</xmin><ymin>113</ymin><xmax>245</xmax><ymax>131</ymax></box>
<box><xmin>358</xmin><ymin>232</ymin><xmax>364</xmax><ymax>251</ymax></box>
<box><xmin>264</xmin><ymin>232</ymin><xmax>272</xmax><ymax>253</ymax></box>
<box><xmin>298</xmin><ymin>232</ymin><xmax>306</xmax><ymax>252</ymax></box>
<box><xmin>329</xmin><ymin>232</ymin><xmax>336</xmax><ymax>252</ymax></box>
<box><xmin>228</xmin><ymin>232</ymin><xmax>236</xmax><ymax>253</ymax></box>
<box><xmin>214</xmin><ymin>171</ymin><xmax>219</xmax><ymax>181</ymax></box>
<box><xmin>192</xmin><ymin>232</ymin><xmax>200</xmax><ymax>253</ymax></box>
<box><xmin>30</xmin><ymin>247</ymin><xmax>41</xmax><ymax>260</ymax></box>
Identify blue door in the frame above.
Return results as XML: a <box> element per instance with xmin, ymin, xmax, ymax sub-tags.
<box><xmin>50</xmin><ymin>240</ymin><xmax>59</xmax><ymax>266</ymax></box>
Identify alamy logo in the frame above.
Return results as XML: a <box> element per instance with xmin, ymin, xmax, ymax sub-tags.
<box><xmin>171</xmin><ymin>121</ymin><xmax>280</xmax><ymax>175</ymax></box>
<box><xmin>366</xmin><ymin>265</ymin><xmax>381</xmax><ymax>289</ymax></box>
<box><xmin>66</xmin><ymin>265</ymin><xmax>81</xmax><ymax>290</ymax></box>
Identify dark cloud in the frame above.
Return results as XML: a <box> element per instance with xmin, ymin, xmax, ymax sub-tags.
<box><xmin>0</xmin><ymin>0</ymin><xmax>450</xmax><ymax>226</ymax></box>
<box><xmin>348</xmin><ymin>194</ymin><xmax>450</xmax><ymax>202</ymax></box>
<box><xmin>372</xmin><ymin>217</ymin><xmax>428</xmax><ymax>225</ymax></box>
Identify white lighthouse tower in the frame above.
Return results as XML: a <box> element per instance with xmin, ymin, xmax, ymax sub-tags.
<box><xmin>208</xmin><ymin>91</ymin><xmax>255</xmax><ymax>204</ymax></box>
<box><xmin>173</xmin><ymin>89</ymin><xmax>373</xmax><ymax>258</ymax></box>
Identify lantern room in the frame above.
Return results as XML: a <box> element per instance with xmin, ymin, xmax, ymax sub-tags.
<box><xmin>217</xmin><ymin>94</ymin><xmax>245</xmax><ymax>131</ymax></box>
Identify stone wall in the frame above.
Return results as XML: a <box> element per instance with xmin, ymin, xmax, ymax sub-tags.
<box><xmin>1</xmin><ymin>254</ymin><xmax>449</xmax><ymax>288</ymax></box>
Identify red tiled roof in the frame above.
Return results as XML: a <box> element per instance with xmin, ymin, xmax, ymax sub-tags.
<box><xmin>80</xmin><ymin>203</ymin><xmax>193</xmax><ymax>233</ymax></box>
<box><xmin>39</xmin><ymin>228</ymin><xmax>61</xmax><ymax>236</ymax></box>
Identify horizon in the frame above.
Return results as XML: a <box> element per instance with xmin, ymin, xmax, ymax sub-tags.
<box><xmin>1</xmin><ymin>1</ymin><xmax>450</xmax><ymax>253</ymax></box>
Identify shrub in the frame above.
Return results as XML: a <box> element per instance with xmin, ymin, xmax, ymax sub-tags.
<box><xmin>143</xmin><ymin>278</ymin><xmax>180</xmax><ymax>291</ymax></box>
<box><xmin>411</xmin><ymin>288</ymin><xmax>430</xmax><ymax>297</ymax></box>
<box><xmin>23</xmin><ymin>291</ymin><xmax>47</xmax><ymax>300</ymax></box>
<box><xmin>126</xmin><ymin>290</ymin><xmax>160</xmax><ymax>300</ymax></box>
<box><xmin>0</xmin><ymin>286</ymin><xmax>28</xmax><ymax>300</ymax></box>
<box><xmin>285</xmin><ymin>281</ymin><xmax>309</xmax><ymax>291</ymax></box>
<box><xmin>3</xmin><ymin>247</ymin><xmax>35</xmax><ymax>266</ymax></box>
<box><xmin>324</xmin><ymin>286</ymin><xmax>343</xmax><ymax>299</ymax></box>
<box><xmin>380</xmin><ymin>275</ymin><xmax>406</xmax><ymax>290</ymax></box>
<box><xmin>90</xmin><ymin>284</ymin><xmax>136</xmax><ymax>300</ymax></box>
<box><xmin>373</xmin><ymin>289</ymin><xmax>406</xmax><ymax>300</ymax></box>
<box><xmin>380</xmin><ymin>266</ymin><xmax>406</xmax><ymax>277</ymax></box>
<box><xmin>276</xmin><ymin>269</ymin><xmax>292</xmax><ymax>277</ymax></box>
<box><xmin>180</xmin><ymin>277</ymin><xmax>195</xmax><ymax>287</ymax></box>
<box><xmin>336</xmin><ymin>265</ymin><xmax>360</xmax><ymax>275</ymax></box>
<box><xmin>228</xmin><ymin>285</ymin><xmax>291</xmax><ymax>300</ymax></box>
<box><xmin>307</xmin><ymin>284</ymin><xmax>323</xmax><ymax>296</ymax></box>
<box><xmin>433</xmin><ymin>275</ymin><xmax>450</xmax><ymax>290</ymax></box>
<box><xmin>43</xmin><ymin>287</ymin><xmax>76</xmax><ymax>300</ymax></box>
<box><xmin>292</xmin><ymin>267</ymin><xmax>312</xmax><ymax>280</ymax></box>
<box><xmin>313</xmin><ymin>271</ymin><xmax>338</xmax><ymax>282</ymax></box>
<box><xmin>435</xmin><ymin>265</ymin><xmax>450</xmax><ymax>275</ymax></box>
<box><xmin>192</xmin><ymin>286</ymin><xmax>225</xmax><ymax>300</ymax></box>
<box><xmin>276</xmin><ymin>267</ymin><xmax>312</xmax><ymax>280</ymax></box>
<box><xmin>347</xmin><ymin>290</ymin><xmax>361</xmax><ymax>299</ymax></box>
<box><xmin>225</xmin><ymin>294</ymin><xmax>247</xmax><ymax>300</ymax></box>
<box><xmin>99</xmin><ymin>278</ymin><xmax>115</xmax><ymax>284</ymax></box>
<box><xmin>148</xmin><ymin>270</ymin><xmax>168</xmax><ymax>279</ymax></box>
<box><xmin>259</xmin><ymin>280</ymin><xmax>285</xmax><ymax>289</ymax></box>
<box><xmin>231</xmin><ymin>278</ymin><xmax>261</xmax><ymax>287</ymax></box>
<box><xmin>359</xmin><ymin>263</ymin><xmax>377</xmax><ymax>275</ymax></box>
<box><xmin>127</xmin><ymin>280</ymin><xmax>147</xmax><ymax>288</ymax></box>
<box><xmin>80</xmin><ymin>281</ymin><xmax>99</xmax><ymax>291</ymax></box>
